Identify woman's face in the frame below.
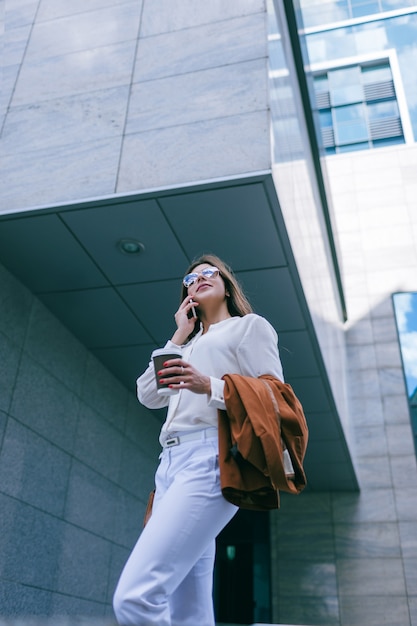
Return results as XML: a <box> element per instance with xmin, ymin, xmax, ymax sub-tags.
<box><xmin>186</xmin><ymin>263</ymin><xmax>227</xmax><ymax>307</ymax></box>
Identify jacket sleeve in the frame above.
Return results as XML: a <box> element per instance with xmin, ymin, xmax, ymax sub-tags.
<box><xmin>222</xmin><ymin>374</ymin><xmax>308</xmax><ymax>496</ymax></box>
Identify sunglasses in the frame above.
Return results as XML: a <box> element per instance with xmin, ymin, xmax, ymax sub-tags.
<box><xmin>183</xmin><ymin>267</ymin><xmax>220</xmax><ymax>288</ymax></box>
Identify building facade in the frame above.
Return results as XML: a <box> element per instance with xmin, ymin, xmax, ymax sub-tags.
<box><xmin>0</xmin><ymin>1</ymin><xmax>416</xmax><ymax>625</ymax></box>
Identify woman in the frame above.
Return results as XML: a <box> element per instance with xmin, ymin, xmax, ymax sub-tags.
<box><xmin>113</xmin><ymin>254</ymin><xmax>284</xmax><ymax>626</ymax></box>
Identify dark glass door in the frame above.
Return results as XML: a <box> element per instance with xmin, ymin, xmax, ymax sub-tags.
<box><xmin>214</xmin><ymin>509</ymin><xmax>271</xmax><ymax>624</ymax></box>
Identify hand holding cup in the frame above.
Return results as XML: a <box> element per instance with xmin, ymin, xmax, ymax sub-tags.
<box><xmin>151</xmin><ymin>347</ymin><xmax>182</xmax><ymax>395</ymax></box>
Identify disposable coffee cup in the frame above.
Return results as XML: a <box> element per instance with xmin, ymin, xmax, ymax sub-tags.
<box><xmin>152</xmin><ymin>347</ymin><xmax>182</xmax><ymax>396</ymax></box>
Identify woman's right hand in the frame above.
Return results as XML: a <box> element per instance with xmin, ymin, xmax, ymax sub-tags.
<box><xmin>170</xmin><ymin>297</ymin><xmax>198</xmax><ymax>345</ymax></box>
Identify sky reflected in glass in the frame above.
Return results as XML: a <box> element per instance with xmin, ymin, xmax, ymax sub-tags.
<box><xmin>393</xmin><ymin>292</ymin><xmax>417</xmax><ymax>396</ymax></box>
<box><xmin>305</xmin><ymin>12</ymin><xmax>417</xmax><ymax>138</ymax></box>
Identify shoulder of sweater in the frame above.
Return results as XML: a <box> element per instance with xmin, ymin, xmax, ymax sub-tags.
<box><xmin>238</xmin><ymin>313</ymin><xmax>268</xmax><ymax>326</ymax></box>
<box><xmin>239</xmin><ymin>313</ymin><xmax>277</xmax><ymax>336</ymax></box>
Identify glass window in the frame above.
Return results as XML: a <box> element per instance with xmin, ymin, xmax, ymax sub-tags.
<box><xmin>319</xmin><ymin>109</ymin><xmax>333</xmax><ymax>127</ymax></box>
<box><xmin>334</xmin><ymin>103</ymin><xmax>368</xmax><ymax>143</ymax></box>
<box><xmin>337</xmin><ymin>141</ymin><xmax>370</xmax><ymax>151</ymax></box>
<box><xmin>314</xmin><ymin>74</ymin><xmax>329</xmax><ymax>93</ymax></box>
<box><xmin>329</xmin><ymin>66</ymin><xmax>363</xmax><ymax>105</ymax></box>
<box><xmin>330</xmin><ymin>83</ymin><xmax>364</xmax><ymax>105</ymax></box>
<box><xmin>367</xmin><ymin>100</ymin><xmax>399</xmax><ymax>119</ymax></box>
<box><xmin>312</xmin><ymin>59</ymin><xmax>405</xmax><ymax>153</ymax></box>
<box><xmin>373</xmin><ymin>136</ymin><xmax>405</xmax><ymax>146</ymax></box>
<box><xmin>307</xmin><ymin>28</ymin><xmax>358</xmax><ymax>65</ymax></box>
<box><xmin>300</xmin><ymin>0</ymin><xmax>416</xmax><ymax>27</ymax></box>
<box><xmin>350</xmin><ymin>0</ymin><xmax>381</xmax><ymax>18</ymax></box>
<box><xmin>306</xmin><ymin>12</ymin><xmax>417</xmax><ymax>137</ymax></box>
<box><xmin>381</xmin><ymin>0</ymin><xmax>416</xmax><ymax>11</ymax></box>
<box><xmin>334</xmin><ymin>102</ymin><xmax>365</xmax><ymax>122</ymax></box>
<box><xmin>299</xmin><ymin>0</ymin><xmax>350</xmax><ymax>28</ymax></box>
<box><xmin>392</xmin><ymin>292</ymin><xmax>417</xmax><ymax>455</ymax></box>
<box><xmin>361</xmin><ymin>63</ymin><xmax>392</xmax><ymax>84</ymax></box>
<box><xmin>393</xmin><ymin>293</ymin><xmax>417</xmax><ymax>396</ymax></box>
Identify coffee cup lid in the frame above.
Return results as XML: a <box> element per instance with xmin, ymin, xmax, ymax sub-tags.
<box><xmin>152</xmin><ymin>347</ymin><xmax>182</xmax><ymax>358</ymax></box>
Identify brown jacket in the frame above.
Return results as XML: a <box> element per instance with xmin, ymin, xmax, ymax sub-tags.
<box><xmin>218</xmin><ymin>374</ymin><xmax>308</xmax><ymax>510</ymax></box>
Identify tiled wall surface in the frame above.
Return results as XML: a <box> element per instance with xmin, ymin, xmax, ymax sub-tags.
<box><xmin>2</xmin><ymin>0</ymin><xmax>269</xmax><ymax>212</ymax></box>
<box><xmin>0</xmin><ymin>263</ymin><xmax>162</xmax><ymax>617</ymax></box>
<box><xmin>270</xmin><ymin>145</ymin><xmax>417</xmax><ymax>626</ymax></box>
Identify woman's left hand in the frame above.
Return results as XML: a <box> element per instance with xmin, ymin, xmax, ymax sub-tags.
<box><xmin>157</xmin><ymin>358</ymin><xmax>211</xmax><ymax>395</ymax></box>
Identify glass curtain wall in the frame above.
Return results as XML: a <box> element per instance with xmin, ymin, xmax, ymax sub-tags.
<box><xmin>313</xmin><ymin>61</ymin><xmax>404</xmax><ymax>153</ymax></box>
<box><xmin>303</xmin><ymin>9</ymin><xmax>417</xmax><ymax>142</ymax></box>
<box><xmin>393</xmin><ymin>292</ymin><xmax>417</xmax><ymax>456</ymax></box>
<box><xmin>298</xmin><ymin>0</ymin><xmax>417</xmax><ymax>28</ymax></box>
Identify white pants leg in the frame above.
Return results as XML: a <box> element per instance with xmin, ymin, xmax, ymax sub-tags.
<box><xmin>169</xmin><ymin>540</ymin><xmax>216</xmax><ymax>625</ymax></box>
<box><xmin>113</xmin><ymin>433</ymin><xmax>238</xmax><ymax>626</ymax></box>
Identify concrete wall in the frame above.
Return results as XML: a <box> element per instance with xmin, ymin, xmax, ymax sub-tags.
<box><xmin>269</xmin><ymin>145</ymin><xmax>417</xmax><ymax>626</ymax></box>
<box><xmin>0</xmin><ymin>262</ymin><xmax>161</xmax><ymax>617</ymax></box>
<box><xmin>2</xmin><ymin>0</ymin><xmax>270</xmax><ymax>213</ymax></box>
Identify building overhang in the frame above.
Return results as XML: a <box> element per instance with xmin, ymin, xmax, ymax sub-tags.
<box><xmin>0</xmin><ymin>171</ymin><xmax>358</xmax><ymax>491</ymax></box>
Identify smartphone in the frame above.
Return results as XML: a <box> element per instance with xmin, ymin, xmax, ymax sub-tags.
<box><xmin>188</xmin><ymin>302</ymin><xmax>197</xmax><ymax>319</ymax></box>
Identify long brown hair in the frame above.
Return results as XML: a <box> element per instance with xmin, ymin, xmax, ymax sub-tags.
<box><xmin>180</xmin><ymin>254</ymin><xmax>253</xmax><ymax>340</ymax></box>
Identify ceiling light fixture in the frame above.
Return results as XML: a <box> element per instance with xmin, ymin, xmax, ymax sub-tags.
<box><xmin>117</xmin><ymin>238</ymin><xmax>145</xmax><ymax>255</ymax></box>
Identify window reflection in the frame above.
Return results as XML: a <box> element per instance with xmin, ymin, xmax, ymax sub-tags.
<box><xmin>308</xmin><ymin>28</ymin><xmax>358</xmax><ymax>65</ymax></box>
<box><xmin>319</xmin><ymin>109</ymin><xmax>333</xmax><ymax>127</ymax></box>
<box><xmin>362</xmin><ymin>64</ymin><xmax>392</xmax><ymax>84</ymax></box>
<box><xmin>329</xmin><ymin>67</ymin><xmax>363</xmax><ymax>105</ymax></box>
<box><xmin>305</xmin><ymin>12</ymin><xmax>417</xmax><ymax>139</ymax></box>
<box><xmin>367</xmin><ymin>100</ymin><xmax>399</xmax><ymax>119</ymax></box>
<box><xmin>313</xmin><ymin>60</ymin><xmax>404</xmax><ymax>152</ymax></box>
<box><xmin>334</xmin><ymin>103</ymin><xmax>365</xmax><ymax>122</ymax></box>
<box><xmin>314</xmin><ymin>74</ymin><xmax>329</xmax><ymax>92</ymax></box>
<box><xmin>334</xmin><ymin>108</ymin><xmax>368</xmax><ymax>143</ymax></box>
<box><xmin>299</xmin><ymin>1</ymin><xmax>350</xmax><ymax>28</ymax></box>
<box><xmin>351</xmin><ymin>1</ymin><xmax>381</xmax><ymax>18</ymax></box>
<box><xmin>299</xmin><ymin>0</ymin><xmax>417</xmax><ymax>28</ymax></box>
<box><xmin>338</xmin><ymin>141</ymin><xmax>369</xmax><ymax>151</ymax></box>
<box><xmin>382</xmin><ymin>0</ymin><xmax>416</xmax><ymax>9</ymax></box>
<box><xmin>393</xmin><ymin>292</ymin><xmax>417</xmax><ymax>454</ymax></box>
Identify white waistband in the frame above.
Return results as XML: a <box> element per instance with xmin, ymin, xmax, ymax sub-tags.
<box><xmin>161</xmin><ymin>428</ymin><xmax>217</xmax><ymax>449</ymax></box>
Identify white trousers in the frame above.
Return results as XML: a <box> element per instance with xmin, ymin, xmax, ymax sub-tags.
<box><xmin>113</xmin><ymin>430</ymin><xmax>238</xmax><ymax>626</ymax></box>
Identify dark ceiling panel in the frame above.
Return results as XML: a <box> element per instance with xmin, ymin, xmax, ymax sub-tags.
<box><xmin>306</xmin><ymin>411</ymin><xmax>344</xmax><ymax>441</ymax></box>
<box><xmin>92</xmin><ymin>343</ymin><xmax>157</xmax><ymax>391</ymax></box>
<box><xmin>307</xmin><ymin>438</ymin><xmax>350</xmax><ymax>464</ymax></box>
<box><xmin>279</xmin><ymin>330</ymin><xmax>320</xmax><ymax>379</ymax></box>
<box><xmin>39</xmin><ymin>287</ymin><xmax>153</xmax><ymax>348</ymax></box>
<box><xmin>290</xmin><ymin>376</ymin><xmax>330</xmax><ymax>413</ymax></box>
<box><xmin>304</xmin><ymin>462</ymin><xmax>358</xmax><ymax>491</ymax></box>
<box><xmin>236</xmin><ymin>267</ymin><xmax>305</xmax><ymax>332</ymax></box>
<box><xmin>0</xmin><ymin>213</ymin><xmax>108</xmax><ymax>292</ymax></box>
<box><xmin>60</xmin><ymin>199</ymin><xmax>190</xmax><ymax>284</ymax></box>
<box><xmin>159</xmin><ymin>183</ymin><xmax>287</xmax><ymax>270</ymax></box>
<box><xmin>118</xmin><ymin>278</ymin><xmax>181</xmax><ymax>344</ymax></box>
